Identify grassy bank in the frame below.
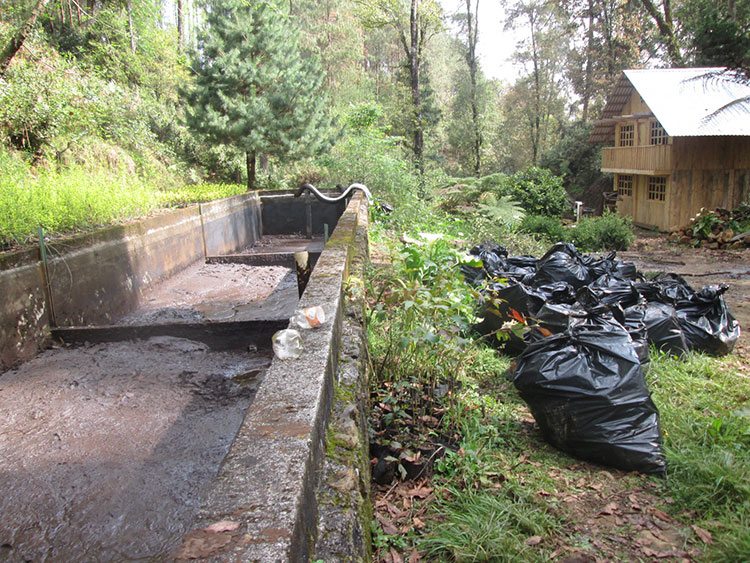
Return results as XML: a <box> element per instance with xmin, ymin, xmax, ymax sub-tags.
<box><xmin>0</xmin><ymin>150</ymin><xmax>246</xmax><ymax>250</ymax></box>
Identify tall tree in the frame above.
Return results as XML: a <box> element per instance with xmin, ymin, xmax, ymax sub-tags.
<box><xmin>357</xmin><ymin>0</ymin><xmax>443</xmax><ymax>184</ymax></box>
<box><xmin>0</xmin><ymin>0</ymin><xmax>50</xmax><ymax>75</ymax></box>
<box><xmin>638</xmin><ymin>0</ymin><xmax>685</xmax><ymax>65</ymax></box>
<box><xmin>184</xmin><ymin>0</ymin><xmax>335</xmax><ymax>190</ymax></box>
<box><xmin>506</xmin><ymin>0</ymin><xmax>569</xmax><ymax>164</ymax></box>
<box><xmin>563</xmin><ymin>0</ymin><xmax>649</xmax><ymax>122</ymax></box>
<box><xmin>453</xmin><ymin>0</ymin><xmax>482</xmax><ymax>175</ymax></box>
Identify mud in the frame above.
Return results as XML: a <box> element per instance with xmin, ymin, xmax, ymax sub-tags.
<box><xmin>117</xmin><ymin>261</ymin><xmax>299</xmax><ymax>325</ymax></box>
<box><xmin>0</xmin><ymin>336</ymin><xmax>271</xmax><ymax>562</ymax></box>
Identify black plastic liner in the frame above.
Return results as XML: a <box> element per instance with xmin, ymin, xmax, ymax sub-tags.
<box><xmin>513</xmin><ymin>324</ymin><xmax>666</xmax><ymax>476</ymax></box>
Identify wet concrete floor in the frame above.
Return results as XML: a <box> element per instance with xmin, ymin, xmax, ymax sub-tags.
<box><xmin>117</xmin><ymin>262</ymin><xmax>299</xmax><ymax>324</ymax></box>
<box><xmin>0</xmin><ymin>337</ymin><xmax>272</xmax><ymax>562</ymax></box>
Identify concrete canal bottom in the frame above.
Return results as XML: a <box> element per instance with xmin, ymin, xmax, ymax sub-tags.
<box><xmin>0</xmin><ymin>240</ymin><xmax>321</xmax><ymax>561</ymax></box>
<box><xmin>0</xmin><ymin>339</ymin><xmax>271</xmax><ymax>561</ymax></box>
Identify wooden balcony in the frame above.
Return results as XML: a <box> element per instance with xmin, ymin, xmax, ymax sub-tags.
<box><xmin>601</xmin><ymin>145</ymin><xmax>672</xmax><ymax>174</ymax></box>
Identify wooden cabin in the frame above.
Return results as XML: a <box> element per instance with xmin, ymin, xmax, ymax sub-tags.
<box><xmin>590</xmin><ymin>68</ymin><xmax>750</xmax><ymax>231</ymax></box>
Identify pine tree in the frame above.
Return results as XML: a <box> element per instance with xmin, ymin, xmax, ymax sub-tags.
<box><xmin>184</xmin><ymin>0</ymin><xmax>335</xmax><ymax>190</ymax></box>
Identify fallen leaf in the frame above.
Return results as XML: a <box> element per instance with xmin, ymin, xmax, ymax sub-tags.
<box><xmin>386</xmin><ymin>502</ymin><xmax>407</xmax><ymax>519</ymax></box>
<box><xmin>692</xmin><ymin>525</ymin><xmax>713</xmax><ymax>544</ymax></box>
<box><xmin>406</xmin><ymin>485</ymin><xmax>432</xmax><ymax>499</ymax></box>
<box><xmin>390</xmin><ymin>547</ymin><xmax>404</xmax><ymax>563</ymax></box>
<box><xmin>413</xmin><ymin>517</ymin><xmax>425</xmax><ymax>529</ymax></box>
<box><xmin>408</xmin><ymin>549</ymin><xmax>422</xmax><ymax>562</ymax></box>
<box><xmin>599</xmin><ymin>502</ymin><xmax>618</xmax><ymax>515</ymax></box>
<box><xmin>205</xmin><ymin>520</ymin><xmax>240</xmax><ymax>533</ymax></box>
<box><xmin>525</xmin><ymin>536</ymin><xmax>542</xmax><ymax>546</ymax></box>
<box><xmin>537</xmin><ymin>490</ymin><xmax>552</xmax><ymax>497</ymax></box>
<box><xmin>652</xmin><ymin>508</ymin><xmax>674</xmax><ymax>523</ymax></box>
<box><xmin>376</xmin><ymin>513</ymin><xmax>399</xmax><ymax>535</ymax></box>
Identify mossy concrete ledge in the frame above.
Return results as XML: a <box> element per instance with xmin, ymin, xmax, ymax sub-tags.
<box><xmin>179</xmin><ymin>193</ymin><xmax>371</xmax><ymax>562</ymax></box>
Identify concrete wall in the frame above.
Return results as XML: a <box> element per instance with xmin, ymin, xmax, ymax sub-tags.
<box><xmin>181</xmin><ymin>192</ymin><xmax>371</xmax><ymax>562</ymax></box>
<box><xmin>0</xmin><ymin>192</ymin><xmax>262</xmax><ymax>370</ymax></box>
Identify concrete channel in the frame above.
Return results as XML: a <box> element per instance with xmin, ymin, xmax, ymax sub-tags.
<box><xmin>0</xmin><ymin>189</ymin><xmax>372</xmax><ymax>562</ymax></box>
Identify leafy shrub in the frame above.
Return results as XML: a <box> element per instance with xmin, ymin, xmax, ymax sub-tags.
<box><xmin>570</xmin><ymin>212</ymin><xmax>634</xmax><ymax>251</ymax></box>
<box><xmin>497</xmin><ymin>167</ymin><xmax>570</xmax><ymax>217</ymax></box>
<box><xmin>518</xmin><ymin>214</ymin><xmax>569</xmax><ymax>243</ymax></box>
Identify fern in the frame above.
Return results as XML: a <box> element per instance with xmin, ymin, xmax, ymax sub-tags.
<box><xmin>476</xmin><ymin>194</ymin><xmax>526</xmax><ymax>227</ymax></box>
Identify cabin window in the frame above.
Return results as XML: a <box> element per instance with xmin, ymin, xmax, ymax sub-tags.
<box><xmin>619</xmin><ymin>124</ymin><xmax>634</xmax><ymax>147</ymax></box>
<box><xmin>650</xmin><ymin>121</ymin><xmax>667</xmax><ymax>145</ymax></box>
<box><xmin>617</xmin><ymin>175</ymin><xmax>633</xmax><ymax>197</ymax></box>
<box><xmin>647</xmin><ymin>176</ymin><xmax>667</xmax><ymax>201</ymax></box>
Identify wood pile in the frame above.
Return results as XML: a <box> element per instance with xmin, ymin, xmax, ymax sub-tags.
<box><xmin>669</xmin><ymin>207</ymin><xmax>750</xmax><ymax>249</ymax></box>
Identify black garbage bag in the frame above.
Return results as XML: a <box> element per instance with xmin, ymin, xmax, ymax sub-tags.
<box><xmin>532</xmin><ymin>242</ymin><xmax>592</xmax><ymax>289</ymax></box>
<box><xmin>463</xmin><ymin>245</ymin><xmax>537</xmax><ymax>285</ymax></box>
<box><xmin>675</xmin><ymin>285</ymin><xmax>741</xmax><ymax>355</ymax></box>
<box><xmin>532</xmin><ymin>302</ymin><xmax>584</xmax><ymax>335</ymax></box>
<box><xmin>462</xmin><ymin>244</ymin><xmax>508</xmax><ymax>285</ymax></box>
<box><xmin>579</xmin><ymin>278</ymin><xmax>642</xmax><ymax>309</ymax></box>
<box><xmin>532</xmin><ymin>302</ymin><xmax>649</xmax><ymax>372</ymax></box>
<box><xmin>636</xmin><ymin>273</ymin><xmax>695</xmax><ymax>304</ymax></box>
<box><xmin>584</xmin><ymin>251</ymin><xmax>638</xmax><ymax>281</ymax></box>
<box><xmin>536</xmin><ymin>281</ymin><xmax>578</xmax><ymax>305</ymax></box>
<box><xmin>642</xmin><ymin>302</ymin><xmax>689</xmax><ymax>356</ymax></box>
<box><xmin>623</xmin><ymin>303</ymin><xmax>651</xmax><ymax>373</ymax></box>
<box><xmin>513</xmin><ymin>324</ymin><xmax>666</xmax><ymax>476</ymax></box>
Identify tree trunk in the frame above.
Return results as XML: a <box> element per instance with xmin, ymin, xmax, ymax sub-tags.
<box><xmin>127</xmin><ymin>0</ymin><xmax>136</xmax><ymax>55</ymax></box>
<box><xmin>581</xmin><ymin>0</ymin><xmax>595</xmax><ymax>124</ymax></box>
<box><xmin>530</xmin><ymin>10</ymin><xmax>541</xmax><ymax>164</ymax></box>
<box><xmin>177</xmin><ymin>0</ymin><xmax>184</xmax><ymax>52</ymax></box>
<box><xmin>246</xmin><ymin>150</ymin><xmax>257</xmax><ymax>191</ymax></box>
<box><xmin>409</xmin><ymin>0</ymin><xmax>425</xmax><ymax>184</ymax></box>
<box><xmin>0</xmin><ymin>0</ymin><xmax>50</xmax><ymax>76</ymax></box>
<box><xmin>639</xmin><ymin>0</ymin><xmax>684</xmax><ymax>66</ymax></box>
<box><xmin>465</xmin><ymin>0</ymin><xmax>481</xmax><ymax>176</ymax></box>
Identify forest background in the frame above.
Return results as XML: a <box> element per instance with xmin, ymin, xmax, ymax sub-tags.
<box><xmin>0</xmin><ymin>0</ymin><xmax>748</xmax><ymax>248</ymax></box>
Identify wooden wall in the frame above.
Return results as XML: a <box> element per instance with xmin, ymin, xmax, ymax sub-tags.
<box><xmin>672</xmin><ymin>137</ymin><xmax>750</xmax><ymax>170</ymax></box>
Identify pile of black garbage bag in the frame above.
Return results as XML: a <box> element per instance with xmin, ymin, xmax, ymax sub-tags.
<box><xmin>462</xmin><ymin>242</ymin><xmax>742</xmax><ymax>476</ymax></box>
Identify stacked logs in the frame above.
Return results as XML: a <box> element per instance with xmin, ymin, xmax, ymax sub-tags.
<box><xmin>669</xmin><ymin>207</ymin><xmax>750</xmax><ymax>249</ymax></box>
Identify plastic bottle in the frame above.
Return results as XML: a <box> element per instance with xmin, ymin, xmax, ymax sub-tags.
<box><xmin>291</xmin><ymin>306</ymin><xmax>326</xmax><ymax>329</ymax></box>
<box><xmin>272</xmin><ymin>329</ymin><xmax>303</xmax><ymax>359</ymax></box>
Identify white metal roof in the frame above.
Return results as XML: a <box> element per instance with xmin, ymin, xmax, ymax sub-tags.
<box><xmin>625</xmin><ymin>68</ymin><xmax>750</xmax><ymax>136</ymax></box>
<box><xmin>590</xmin><ymin>67</ymin><xmax>750</xmax><ymax>143</ymax></box>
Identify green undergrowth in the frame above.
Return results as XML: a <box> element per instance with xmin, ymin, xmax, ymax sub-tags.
<box><xmin>366</xmin><ymin>223</ymin><xmax>750</xmax><ymax>561</ymax></box>
<box><xmin>0</xmin><ymin>149</ymin><xmax>245</xmax><ymax>249</ymax></box>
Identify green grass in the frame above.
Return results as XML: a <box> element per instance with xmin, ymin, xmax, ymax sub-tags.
<box><xmin>419</xmin><ymin>485</ymin><xmax>556</xmax><ymax>562</ymax></box>
<box><xmin>0</xmin><ymin>151</ymin><xmax>246</xmax><ymax>248</ymax></box>
<box><xmin>648</xmin><ymin>351</ymin><xmax>750</xmax><ymax>560</ymax></box>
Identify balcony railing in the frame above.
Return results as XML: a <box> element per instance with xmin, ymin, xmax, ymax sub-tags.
<box><xmin>601</xmin><ymin>145</ymin><xmax>672</xmax><ymax>174</ymax></box>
